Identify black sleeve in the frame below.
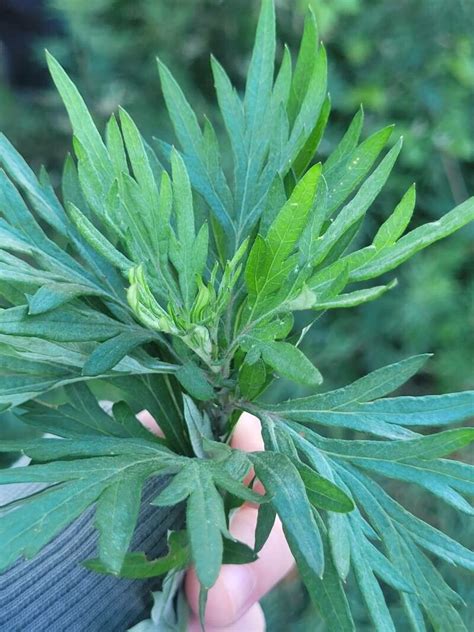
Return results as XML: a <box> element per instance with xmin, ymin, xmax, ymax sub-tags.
<box><xmin>0</xmin><ymin>478</ymin><xmax>183</xmax><ymax>632</ymax></box>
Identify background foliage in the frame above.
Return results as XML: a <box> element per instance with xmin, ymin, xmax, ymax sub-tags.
<box><xmin>0</xmin><ymin>0</ymin><xmax>472</xmax><ymax>627</ymax></box>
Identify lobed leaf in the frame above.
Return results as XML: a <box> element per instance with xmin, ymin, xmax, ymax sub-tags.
<box><xmin>85</xmin><ymin>531</ymin><xmax>189</xmax><ymax>579</ymax></box>
<box><xmin>251</xmin><ymin>451</ymin><xmax>325</xmax><ymax>578</ymax></box>
<box><xmin>352</xmin><ymin>196</ymin><xmax>474</xmax><ymax>282</ymax></box>
<box><xmin>242</xmin><ymin>337</ymin><xmax>323</xmax><ymax>387</ymax></box>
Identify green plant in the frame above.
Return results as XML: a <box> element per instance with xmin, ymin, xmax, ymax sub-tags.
<box><xmin>0</xmin><ymin>1</ymin><xmax>472</xmax><ymax>629</ymax></box>
<box><xmin>309</xmin><ymin>0</ymin><xmax>474</xmax><ymax>395</ymax></box>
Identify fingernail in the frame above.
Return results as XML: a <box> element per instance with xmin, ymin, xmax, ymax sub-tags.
<box><xmin>221</xmin><ymin>564</ymin><xmax>257</xmax><ymax>619</ymax></box>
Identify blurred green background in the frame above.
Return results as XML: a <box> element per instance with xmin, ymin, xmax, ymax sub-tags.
<box><xmin>0</xmin><ymin>0</ymin><xmax>473</xmax><ymax>627</ymax></box>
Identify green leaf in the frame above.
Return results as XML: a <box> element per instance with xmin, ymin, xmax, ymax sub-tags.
<box><xmin>0</xmin><ymin>168</ymin><xmax>89</xmax><ymax>278</ymax></box>
<box><xmin>401</xmin><ymin>539</ymin><xmax>468</xmax><ymax>631</ymax></box>
<box><xmin>294</xmin><ymin>461</ymin><xmax>354</xmax><ymax>513</ymax></box>
<box><xmin>0</xmin><ymin>304</ymin><xmax>127</xmax><ymax>342</ymax></box>
<box><xmin>171</xmin><ymin>150</ymin><xmax>195</xmax><ymax>248</ymax></box>
<box><xmin>346</xmin><ymin>391</ymin><xmax>474</xmax><ymax>427</ymax></box>
<box><xmin>293</xmin><ymin>95</ymin><xmax>331</xmax><ymax>178</ymax></box>
<box><xmin>345</xmin><ymin>465</ymin><xmax>474</xmax><ymax>571</ymax></box>
<box><xmin>169</xmin><ymin>150</ymin><xmax>208</xmax><ymax>309</ymax></box>
<box><xmin>0</xmin><ymin>134</ymin><xmax>68</xmax><ymax>235</ymax></box>
<box><xmin>328</xmin><ymin>510</ymin><xmax>351</xmax><ymax>582</ymax></box>
<box><xmin>211</xmin><ymin>464</ymin><xmax>266</xmax><ymax>504</ymax></box>
<box><xmin>238</xmin><ymin>358</ymin><xmax>267</xmax><ymax>400</ymax></box>
<box><xmin>182</xmin><ymin>395</ymin><xmax>213</xmax><ymax>458</ymax></box>
<box><xmin>245</xmin><ymin>163</ymin><xmax>321</xmax><ymax>303</ymax></box>
<box><xmin>112</xmin><ymin>374</ymin><xmax>190</xmax><ymax>455</ymax></box>
<box><xmin>0</xmin><ymin>479</ymin><xmax>106</xmax><ymax>572</ymax></box>
<box><xmin>348</xmin><ymin>520</ymin><xmax>397</xmax><ymax>632</ymax></box>
<box><xmin>271</xmin><ymin>44</ymin><xmax>292</xmax><ymax>112</ymax></box>
<box><xmin>266</xmin><ymin>163</ymin><xmax>322</xmax><ymax>259</ymax></box>
<box><xmin>373</xmin><ymin>184</ymin><xmax>416</xmax><ymax>249</ymax></box>
<box><xmin>106</xmin><ymin>114</ymin><xmax>128</xmax><ymax>177</ymax></box>
<box><xmin>356</xmin><ymin>459</ymin><xmax>474</xmax><ymax>515</ymax></box>
<box><xmin>317</xmin><ymin>427</ymin><xmax>474</xmax><ymax>461</ymax></box>
<box><xmin>352</xmin><ymin>196</ymin><xmax>474</xmax><ymax>281</ymax></box>
<box><xmin>0</xmin><ymin>436</ymin><xmax>172</xmax><ymax>462</ymax></box>
<box><xmin>266</xmin><ymin>356</ymin><xmax>458</xmax><ymax>439</ymax></box>
<box><xmin>330</xmin><ymin>463</ymin><xmax>469</xmax><ymax>628</ymax></box>
<box><xmin>84</xmin><ymin>530</ymin><xmax>189</xmax><ymax>579</ymax></box>
<box><xmin>243</xmin><ymin>337</ymin><xmax>322</xmax><ymax>387</ymax></box>
<box><xmin>361</xmin><ymin>532</ymin><xmax>414</xmax><ymax>594</ymax></box>
<box><xmin>67</xmin><ymin>202</ymin><xmax>133</xmax><ymax>273</ymax></box>
<box><xmin>259</xmin><ymin>174</ymin><xmax>287</xmax><ymax>234</ymax></box>
<box><xmin>119</xmin><ymin>107</ymin><xmax>160</xmax><ymax>220</ymax></box>
<box><xmin>0</xmin><ymin>9</ymin><xmax>471</xmax><ymax>630</ymax></box>
<box><xmin>127</xmin><ymin>571</ymin><xmax>188</xmax><ymax>632</ymax></box>
<box><xmin>287</xmin><ymin>7</ymin><xmax>319</xmax><ymax>122</ymax></box>
<box><xmin>313</xmin><ymin>137</ymin><xmax>402</xmax><ymax>267</ymax></box>
<box><xmin>270</xmin><ymin>388</ymin><xmax>473</xmax><ymax>439</ymax></box>
<box><xmin>157</xmin><ymin>62</ymin><xmax>203</xmax><ymax>159</ymax></box>
<box><xmin>186</xmin><ymin>465</ymin><xmax>226</xmax><ymax>588</ymax></box>
<box><xmin>244</xmin><ymin>0</ymin><xmax>276</xmax><ymax>145</ymax></box>
<box><xmin>243</xmin><ymin>234</ymin><xmax>268</xmax><ymax>299</ymax></box>
<box><xmin>297</xmin><ymin>422</ymin><xmax>473</xmax><ymax>513</ymax></box>
<box><xmin>151</xmin><ymin>467</ymin><xmax>195</xmax><ymax>507</ymax></box>
<box><xmin>46</xmin><ymin>52</ymin><xmax>110</xmax><ymax>175</ymax></box>
<box><xmin>297</xmin><ymin>508</ymin><xmax>355</xmax><ymax>631</ymax></box>
<box><xmin>82</xmin><ymin>331</ymin><xmax>158</xmax><ymax>377</ymax></box>
<box><xmin>285</xmin><ymin>46</ymin><xmax>328</xmax><ymax>168</ymax></box>
<box><xmin>176</xmin><ymin>363</ymin><xmax>214</xmax><ymax>401</ymax></box>
<box><xmin>311</xmin><ymin>280</ymin><xmax>397</xmax><ymax>310</ymax></box>
<box><xmin>111</xmin><ymin>401</ymin><xmax>163</xmax><ymax>441</ymax></box>
<box><xmin>151</xmin><ymin>457</ymin><xmax>264</xmax><ymax>589</ymax></box>
<box><xmin>0</xmin><ymin>444</ymin><xmax>174</xmax><ymax>572</ymax></box>
<box><xmin>198</xmin><ymin>586</ymin><xmax>208</xmax><ymax>631</ymax></box>
<box><xmin>324</xmin><ymin>106</ymin><xmax>364</xmax><ymax>172</ymax></box>
<box><xmin>322</xmin><ymin>124</ymin><xmax>394</xmax><ymax>218</ymax></box>
<box><xmin>306</xmin><ymin>541</ymin><xmax>355</xmax><ymax>631</ymax></box>
<box><xmin>251</xmin><ymin>451</ymin><xmax>325</xmax><ymax>578</ymax></box>
<box><xmin>284</xmin><ymin>354</ymin><xmax>431</xmax><ymax>408</ymax></box>
<box><xmin>421</xmin><ymin>458</ymin><xmax>474</xmax><ymax>497</ymax></box>
<box><xmin>22</xmin><ymin>384</ymin><xmax>128</xmax><ymax>438</ymax></box>
<box><xmin>27</xmin><ymin>282</ymin><xmax>106</xmax><ymax>315</ymax></box>
<box><xmin>222</xmin><ymin>539</ymin><xmax>258</xmax><ymax>564</ymax></box>
<box><xmin>210</xmin><ymin>56</ymin><xmax>245</xmax><ymax>161</ymax></box>
<box><xmin>255</xmin><ymin>502</ymin><xmax>277</xmax><ymax>552</ymax></box>
<box><xmin>157</xmin><ymin>62</ymin><xmax>234</xmax><ymax>239</ymax></box>
<box><xmin>260</xmin><ymin>411</ymin><xmax>298</xmax><ymax>457</ymax></box>
<box><xmin>95</xmin><ymin>474</ymin><xmax>145</xmax><ymax>574</ymax></box>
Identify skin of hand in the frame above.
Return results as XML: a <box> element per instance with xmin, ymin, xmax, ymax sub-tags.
<box><xmin>136</xmin><ymin>411</ymin><xmax>295</xmax><ymax>632</ymax></box>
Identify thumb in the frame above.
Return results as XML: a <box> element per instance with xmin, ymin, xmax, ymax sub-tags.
<box><xmin>185</xmin><ymin>413</ymin><xmax>295</xmax><ymax>628</ymax></box>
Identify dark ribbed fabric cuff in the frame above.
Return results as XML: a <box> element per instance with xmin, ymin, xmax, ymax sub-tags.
<box><xmin>0</xmin><ymin>477</ymin><xmax>183</xmax><ymax>632</ymax></box>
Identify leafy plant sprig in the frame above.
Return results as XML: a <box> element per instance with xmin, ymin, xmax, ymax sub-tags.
<box><xmin>0</xmin><ymin>1</ymin><xmax>473</xmax><ymax>630</ymax></box>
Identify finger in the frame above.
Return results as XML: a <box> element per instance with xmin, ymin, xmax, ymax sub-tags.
<box><xmin>135</xmin><ymin>409</ymin><xmax>164</xmax><ymax>437</ymax></box>
<box><xmin>136</xmin><ymin>410</ymin><xmax>261</xmax><ymax>452</ymax></box>
<box><xmin>185</xmin><ymin>505</ymin><xmax>294</xmax><ymax>627</ymax></box>
<box><xmin>230</xmin><ymin>412</ymin><xmax>265</xmax><ymax>494</ymax></box>
<box><xmin>188</xmin><ymin>601</ymin><xmax>265</xmax><ymax>632</ymax></box>
<box><xmin>230</xmin><ymin>412</ymin><xmax>265</xmax><ymax>453</ymax></box>
<box><xmin>186</xmin><ymin>412</ymin><xmax>295</xmax><ymax>626</ymax></box>
<box><xmin>101</xmin><ymin>400</ymin><xmax>164</xmax><ymax>438</ymax></box>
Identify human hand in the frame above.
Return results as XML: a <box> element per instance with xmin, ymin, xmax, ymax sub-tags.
<box><xmin>186</xmin><ymin>412</ymin><xmax>294</xmax><ymax>631</ymax></box>
<box><xmin>137</xmin><ymin>411</ymin><xmax>295</xmax><ymax>632</ymax></box>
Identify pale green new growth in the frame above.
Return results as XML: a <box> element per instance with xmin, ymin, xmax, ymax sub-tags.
<box><xmin>0</xmin><ymin>1</ymin><xmax>472</xmax><ymax>630</ymax></box>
